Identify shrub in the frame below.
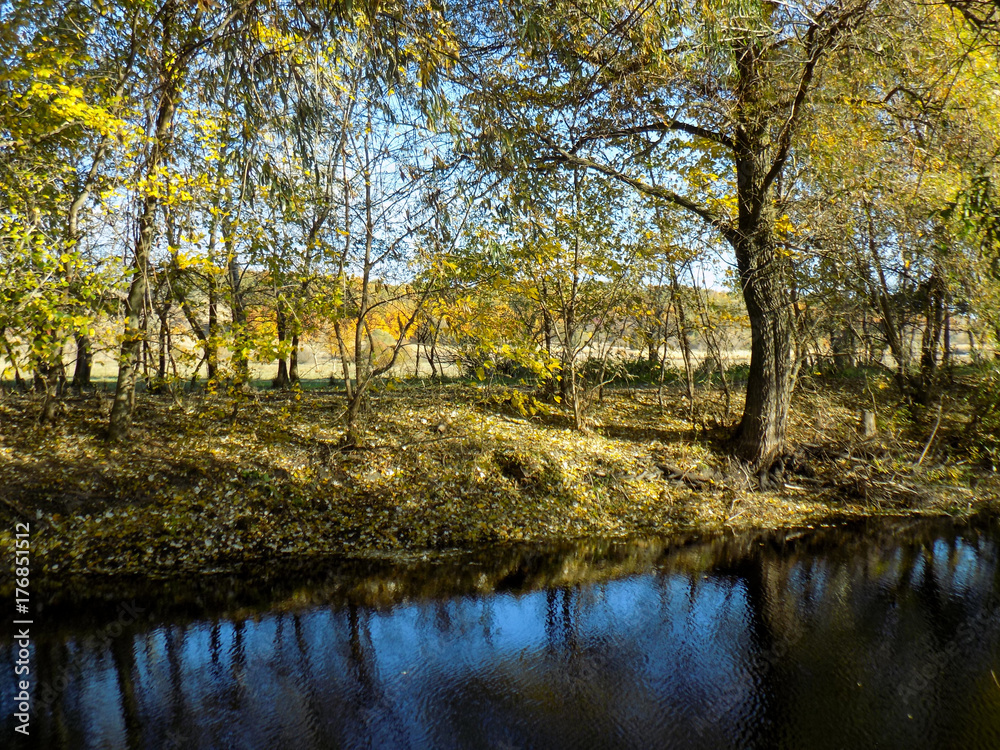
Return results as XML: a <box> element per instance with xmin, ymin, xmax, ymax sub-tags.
<box><xmin>967</xmin><ymin>360</ymin><xmax>1000</xmax><ymax>470</ymax></box>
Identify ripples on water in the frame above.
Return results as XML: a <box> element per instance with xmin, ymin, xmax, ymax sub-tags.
<box><xmin>3</xmin><ymin>518</ymin><xmax>999</xmax><ymax>749</ymax></box>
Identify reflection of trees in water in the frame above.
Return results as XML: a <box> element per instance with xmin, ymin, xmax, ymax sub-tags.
<box><xmin>110</xmin><ymin>628</ymin><xmax>142</xmax><ymax>750</ymax></box>
<box><xmin>7</xmin><ymin>519</ymin><xmax>999</xmax><ymax>748</ymax></box>
<box><xmin>747</xmin><ymin>524</ymin><xmax>1000</xmax><ymax>748</ymax></box>
<box><xmin>35</xmin><ymin>640</ymin><xmax>73</xmax><ymax>748</ymax></box>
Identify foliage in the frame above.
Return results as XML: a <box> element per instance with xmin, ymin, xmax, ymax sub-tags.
<box><xmin>967</xmin><ymin>361</ymin><xmax>1000</xmax><ymax>470</ymax></box>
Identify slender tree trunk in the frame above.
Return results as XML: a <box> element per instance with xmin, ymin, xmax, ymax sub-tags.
<box><xmin>692</xmin><ymin>272</ymin><xmax>733</xmax><ymax>419</ymax></box>
<box><xmin>865</xmin><ymin>207</ymin><xmax>909</xmax><ymax>388</ymax></box>
<box><xmin>413</xmin><ymin>332</ymin><xmax>422</xmax><ymax>378</ymax></box>
<box><xmin>71</xmin><ymin>333</ymin><xmax>93</xmax><ymax>390</ymax></box>
<box><xmin>343</xmin><ymin>119</ymin><xmax>377</xmax><ymax>447</ymax></box>
<box><xmin>942</xmin><ymin>296</ymin><xmax>951</xmax><ymax>374</ymax></box>
<box><xmin>918</xmin><ymin>267</ymin><xmax>945</xmax><ymax>400</ymax></box>
<box><xmin>156</xmin><ymin>303</ymin><xmax>170</xmax><ymax>386</ymax></box>
<box><xmin>671</xmin><ymin>275</ymin><xmax>696</xmax><ymax>423</ymax></box>
<box><xmin>36</xmin><ymin>362</ymin><xmax>60</xmax><ymax>424</ymax></box>
<box><xmin>65</xmin><ymin>45</ymin><xmax>130</xmax><ymax>402</ymax></box>
<box><xmin>289</xmin><ymin>331</ymin><xmax>300</xmax><ymax>383</ymax></box>
<box><xmin>228</xmin><ymin>255</ymin><xmax>249</xmax><ymax>386</ymax></box>
<box><xmin>207</xmin><ymin>272</ymin><xmax>218</xmax><ymax>382</ymax></box>
<box><xmin>333</xmin><ymin>319</ymin><xmax>354</xmax><ymax>395</ymax></box>
<box><xmin>542</xmin><ymin>305</ymin><xmax>553</xmax><ymax>358</ymax></box>
<box><xmin>428</xmin><ymin>317</ymin><xmax>442</xmax><ymax>380</ymax></box>
<box><xmin>108</xmin><ymin>11</ymin><xmax>179</xmax><ymax>441</ymax></box>
<box><xmin>273</xmin><ymin>301</ymin><xmax>290</xmax><ymax>389</ymax></box>
<box><xmin>2</xmin><ymin>334</ymin><xmax>26</xmax><ymax>392</ymax></box>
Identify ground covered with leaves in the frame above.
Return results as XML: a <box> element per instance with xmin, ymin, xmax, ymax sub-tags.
<box><xmin>1</xmin><ymin>372</ymin><xmax>998</xmax><ymax>589</ymax></box>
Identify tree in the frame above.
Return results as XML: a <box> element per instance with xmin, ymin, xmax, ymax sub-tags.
<box><xmin>108</xmin><ymin>0</ymin><xmax>267</xmax><ymax>439</ymax></box>
<box><xmin>787</xmin><ymin>3</ymin><xmax>1000</xmax><ymax>398</ymax></box>
<box><xmin>488</xmin><ymin>165</ymin><xmax>648</xmax><ymax>429</ymax></box>
<box><xmin>331</xmin><ymin>84</ymin><xmax>462</xmax><ymax>445</ymax></box>
<box><xmin>0</xmin><ymin>0</ymin><xmax>131</xmax><ymax>417</ymax></box>
<box><xmin>453</xmin><ymin>0</ymin><xmax>878</xmax><ymax>469</ymax></box>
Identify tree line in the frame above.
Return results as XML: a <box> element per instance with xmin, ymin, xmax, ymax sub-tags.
<box><xmin>3</xmin><ymin>0</ymin><xmax>1000</xmax><ymax>469</ymax></box>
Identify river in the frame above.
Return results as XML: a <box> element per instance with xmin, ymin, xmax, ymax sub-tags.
<box><xmin>3</xmin><ymin>517</ymin><xmax>999</xmax><ymax>748</ymax></box>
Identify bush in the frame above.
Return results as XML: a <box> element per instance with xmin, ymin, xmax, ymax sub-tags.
<box><xmin>968</xmin><ymin>361</ymin><xmax>1000</xmax><ymax>470</ymax></box>
<box><xmin>726</xmin><ymin>362</ymin><xmax>751</xmax><ymax>384</ymax></box>
<box><xmin>585</xmin><ymin>356</ymin><xmax>679</xmax><ymax>385</ymax></box>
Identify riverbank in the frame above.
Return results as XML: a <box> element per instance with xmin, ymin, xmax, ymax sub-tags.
<box><xmin>1</xmin><ymin>375</ymin><xmax>998</xmax><ymax>591</ymax></box>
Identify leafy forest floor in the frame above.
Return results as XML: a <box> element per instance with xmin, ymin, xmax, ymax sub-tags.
<box><xmin>1</xmin><ymin>371</ymin><xmax>998</xmax><ymax>590</ymax></box>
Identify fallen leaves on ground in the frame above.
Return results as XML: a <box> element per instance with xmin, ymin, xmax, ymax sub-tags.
<box><xmin>0</xmin><ymin>378</ymin><xmax>996</xmax><ymax>585</ymax></box>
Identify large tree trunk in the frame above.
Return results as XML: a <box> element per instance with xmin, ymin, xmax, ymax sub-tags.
<box><xmin>734</xmin><ymin>274</ymin><xmax>792</xmax><ymax>469</ymax></box>
<box><xmin>108</xmin><ymin>12</ymin><xmax>179</xmax><ymax>441</ymax></box>
<box><xmin>730</xmin><ymin>55</ymin><xmax>793</xmax><ymax>470</ymax></box>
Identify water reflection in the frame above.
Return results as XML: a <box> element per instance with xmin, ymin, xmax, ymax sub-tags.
<box><xmin>3</xmin><ymin>519</ymin><xmax>1000</xmax><ymax>749</ymax></box>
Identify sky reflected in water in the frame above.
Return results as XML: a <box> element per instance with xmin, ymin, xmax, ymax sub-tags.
<box><xmin>3</xmin><ymin>518</ymin><xmax>1000</xmax><ymax>749</ymax></box>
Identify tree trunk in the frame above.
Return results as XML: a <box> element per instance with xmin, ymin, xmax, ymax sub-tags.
<box><xmin>344</xmin><ymin>389</ymin><xmax>366</xmax><ymax>446</ymax></box>
<box><xmin>207</xmin><ymin>272</ymin><xmax>218</xmax><ymax>382</ymax></box>
<box><xmin>942</xmin><ymin>297</ymin><xmax>951</xmax><ymax>374</ymax></box>
<box><xmin>333</xmin><ymin>319</ymin><xmax>354</xmax><ymax>395</ymax></box>
<box><xmin>273</xmin><ymin>302</ymin><xmax>290</xmax><ymax>389</ymax></box>
<box><xmin>729</xmin><ymin>66</ymin><xmax>792</xmax><ymax>469</ymax></box>
<box><xmin>71</xmin><ymin>333</ymin><xmax>93</xmax><ymax>390</ymax></box>
<box><xmin>156</xmin><ymin>303</ymin><xmax>170</xmax><ymax>387</ymax></box>
<box><xmin>289</xmin><ymin>332</ymin><xmax>300</xmax><ymax>383</ymax></box>
<box><xmin>428</xmin><ymin>317</ymin><xmax>442</xmax><ymax>380</ymax></box>
<box><xmin>228</xmin><ymin>255</ymin><xmax>249</xmax><ymax>386</ymax></box>
<box><xmin>733</xmin><ymin>263</ymin><xmax>791</xmax><ymax>469</ymax></box>
<box><xmin>918</xmin><ymin>267</ymin><xmax>945</xmax><ymax>401</ymax></box>
<box><xmin>108</xmin><ymin>11</ymin><xmax>179</xmax><ymax>441</ymax></box>
<box><xmin>670</xmin><ymin>274</ymin><xmax>696</xmax><ymax>422</ymax></box>
<box><xmin>2</xmin><ymin>334</ymin><xmax>26</xmax><ymax>392</ymax></box>
<box><xmin>36</xmin><ymin>362</ymin><xmax>60</xmax><ymax>424</ymax></box>
<box><xmin>542</xmin><ymin>306</ymin><xmax>553</xmax><ymax>358</ymax></box>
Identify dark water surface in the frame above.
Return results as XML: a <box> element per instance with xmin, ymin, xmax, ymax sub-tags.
<box><xmin>3</xmin><ymin>517</ymin><xmax>1000</xmax><ymax>749</ymax></box>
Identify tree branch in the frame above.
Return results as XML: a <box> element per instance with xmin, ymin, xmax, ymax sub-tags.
<box><xmin>762</xmin><ymin>0</ymin><xmax>872</xmax><ymax>194</ymax></box>
<box><xmin>0</xmin><ymin>121</ymin><xmax>83</xmax><ymax>152</ymax></box>
<box><xmin>539</xmin><ymin>133</ymin><xmax>736</xmax><ymax>242</ymax></box>
<box><xmin>573</xmin><ymin>119</ymin><xmax>734</xmax><ymax>152</ymax></box>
